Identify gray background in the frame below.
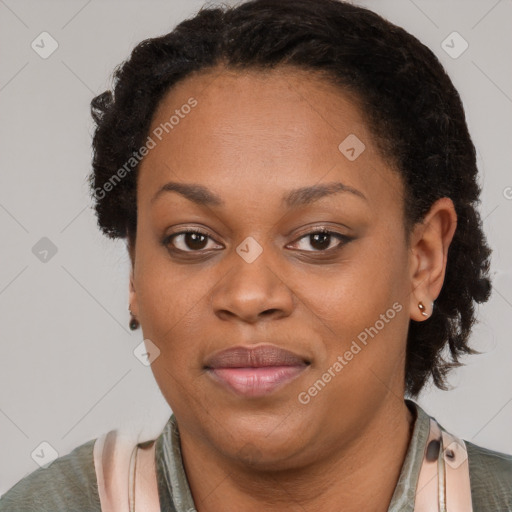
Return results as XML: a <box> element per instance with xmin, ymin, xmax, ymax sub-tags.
<box><xmin>0</xmin><ymin>0</ymin><xmax>511</xmax><ymax>495</ymax></box>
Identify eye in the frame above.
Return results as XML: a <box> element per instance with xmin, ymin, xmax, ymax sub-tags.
<box><xmin>288</xmin><ymin>228</ymin><xmax>351</xmax><ymax>252</ymax></box>
<box><xmin>163</xmin><ymin>229</ymin><xmax>223</xmax><ymax>253</ymax></box>
<box><xmin>162</xmin><ymin>227</ymin><xmax>352</xmax><ymax>255</ymax></box>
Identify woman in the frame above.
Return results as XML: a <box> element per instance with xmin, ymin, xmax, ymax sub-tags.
<box><xmin>1</xmin><ymin>0</ymin><xmax>510</xmax><ymax>510</ymax></box>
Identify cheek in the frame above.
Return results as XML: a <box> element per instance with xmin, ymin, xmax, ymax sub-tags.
<box><xmin>133</xmin><ymin>246</ymin><xmax>211</xmax><ymax>352</ymax></box>
<box><xmin>136</xmin><ymin>265</ymin><xmax>211</xmax><ymax>407</ymax></box>
<box><xmin>139</xmin><ymin>271</ymin><xmax>213</xmax><ymax>349</ymax></box>
<box><xmin>312</xmin><ymin>240</ymin><xmax>406</xmax><ymax>323</ymax></box>
<box><xmin>299</xmin><ymin>263</ymin><xmax>409</xmax><ymax>418</ymax></box>
<box><xmin>306</xmin><ymin>236</ymin><xmax>410</xmax><ymax>373</ymax></box>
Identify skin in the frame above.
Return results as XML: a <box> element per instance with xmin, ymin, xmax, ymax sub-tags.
<box><xmin>128</xmin><ymin>66</ymin><xmax>457</xmax><ymax>511</ymax></box>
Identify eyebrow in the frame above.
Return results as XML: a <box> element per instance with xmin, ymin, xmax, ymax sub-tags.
<box><xmin>151</xmin><ymin>180</ymin><xmax>367</xmax><ymax>208</ymax></box>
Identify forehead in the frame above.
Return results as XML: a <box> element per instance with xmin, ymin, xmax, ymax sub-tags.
<box><xmin>137</xmin><ymin>66</ymin><xmax>402</xmax><ymax>210</ymax></box>
<box><xmin>147</xmin><ymin>65</ymin><xmax>368</xmax><ymax>153</ymax></box>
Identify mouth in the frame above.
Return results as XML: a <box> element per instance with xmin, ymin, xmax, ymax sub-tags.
<box><xmin>204</xmin><ymin>345</ymin><xmax>310</xmax><ymax>398</ymax></box>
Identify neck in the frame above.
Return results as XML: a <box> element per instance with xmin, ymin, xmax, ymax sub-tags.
<box><xmin>179</xmin><ymin>400</ymin><xmax>415</xmax><ymax>512</ymax></box>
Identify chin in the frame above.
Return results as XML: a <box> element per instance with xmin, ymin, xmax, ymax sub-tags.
<box><xmin>213</xmin><ymin>413</ymin><xmax>313</xmax><ymax>471</ymax></box>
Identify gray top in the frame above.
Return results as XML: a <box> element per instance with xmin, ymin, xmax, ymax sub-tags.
<box><xmin>1</xmin><ymin>400</ymin><xmax>511</xmax><ymax>511</ymax></box>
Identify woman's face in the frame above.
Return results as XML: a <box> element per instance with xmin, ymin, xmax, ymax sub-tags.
<box><xmin>131</xmin><ymin>67</ymin><xmax>418</xmax><ymax>468</ymax></box>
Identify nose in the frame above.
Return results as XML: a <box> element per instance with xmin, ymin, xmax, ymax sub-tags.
<box><xmin>211</xmin><ymin>247</ymin><xmax>295</xmax><ymax>324</ymax></box>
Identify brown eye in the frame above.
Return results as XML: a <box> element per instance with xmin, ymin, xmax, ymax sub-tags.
<box><xmin>290</xmin><ymin>229</ymin><xmax>351</xmax><ymax>252</ymax></box>
<box><xmin>164</xmin><ymin>229</ymin><xmax>222</xmax><ymax>252</ymax></box>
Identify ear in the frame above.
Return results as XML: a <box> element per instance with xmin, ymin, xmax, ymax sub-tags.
<box><xmin>408</xmin><ymin>197</ymin><xmax>457</xmax><ymax>321</ymax></box>
<box><xmin>129</xmin><ymin>267</ymin><xmax>138</xmax><ymax>318</ymax></box>
<box><xmin>128</xmin><ymin>239</ymin><xmax>138</xmax><ymax>317</ymax></box>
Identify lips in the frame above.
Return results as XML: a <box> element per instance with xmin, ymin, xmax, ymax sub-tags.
<box><xmin>205</xmin><ymin>345</ymin><xmax>310</xmax><ymax>398</ymax></box>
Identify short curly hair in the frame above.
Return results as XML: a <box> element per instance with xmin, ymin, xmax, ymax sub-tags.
<box><xmin>89</xmin><ymin>0</ymin><xmax>492</xmax><ymax>397</ymax></box>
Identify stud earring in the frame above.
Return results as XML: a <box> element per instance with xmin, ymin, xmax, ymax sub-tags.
<box><xmin>418</xmin><ymin>301</ymin><xmax>428</xmax><ymax>317</ymax></box>
<box><xmin>129</xmin><ymin>309</ymin><xmax>139</xmax><ymax>330</ymax></box>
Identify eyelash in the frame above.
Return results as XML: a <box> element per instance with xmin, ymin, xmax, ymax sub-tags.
<box><xmin>162</xmin><ymin>227</ymin><xmax>352</xmax><ymax>255</ymax></box>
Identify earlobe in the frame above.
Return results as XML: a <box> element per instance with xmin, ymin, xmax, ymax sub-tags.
<box><xmin>408</xmin><ymin>197</ymin><xmax>457</xmax><ymax>322</ymax></box>
<box><xmin>129</xmin><ymin>269</ymin><xmax>140</xmax><ymax>330</ymax></box>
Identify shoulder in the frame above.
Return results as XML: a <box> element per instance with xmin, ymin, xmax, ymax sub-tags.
<box><xmin>0</xmin><ymin>438</ymin><xmax>101</xmax><ymax>512</ymax></box>
<box><xmin>411</xmin><ymin>400</ymin><xmax>512</xmax><ymax>510</ymax></box>
<box><xmin>465</xmin><ymin>439</ymin><xmax>512</xmax><ymax>511</ymax></box>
